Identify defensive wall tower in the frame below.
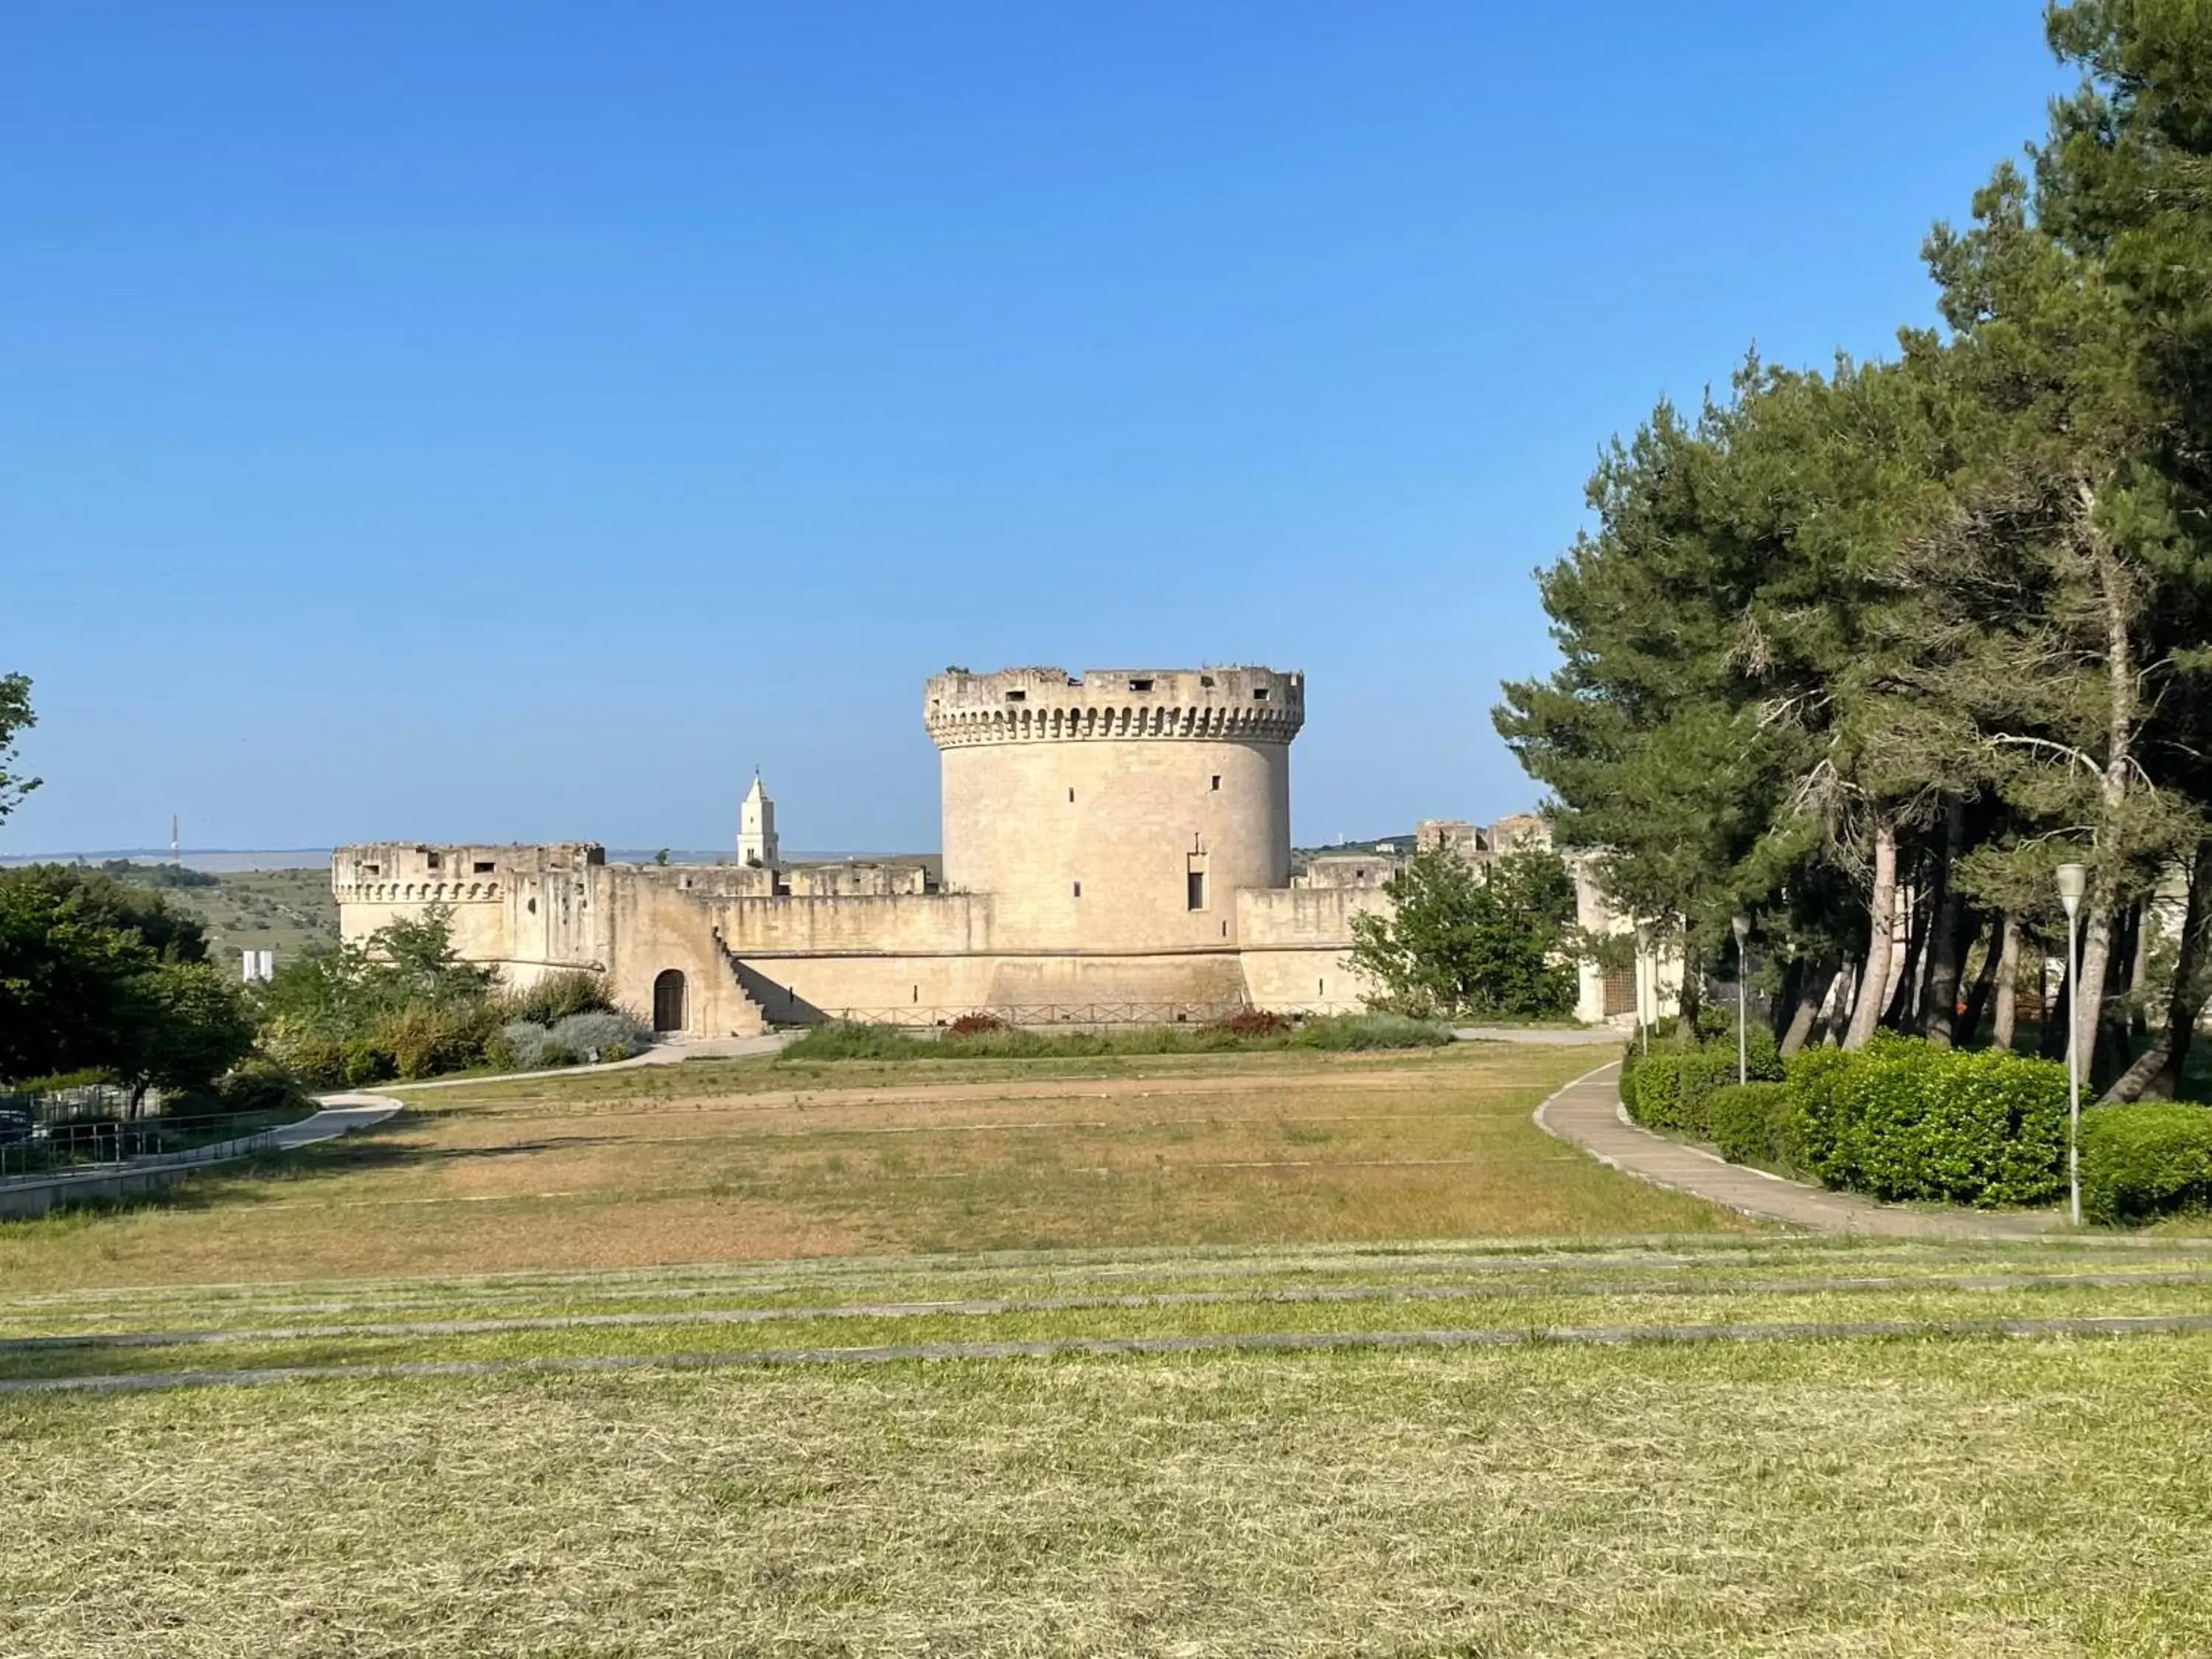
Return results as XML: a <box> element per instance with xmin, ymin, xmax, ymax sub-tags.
<box><xmin>924</xmin><ymin>665</ymin><xmax>1303</xmax><ymax>956</ymax></box>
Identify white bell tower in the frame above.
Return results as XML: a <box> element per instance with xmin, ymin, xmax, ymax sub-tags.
<box><xmin>738</xmin><ymin>771</ymin><xmax>779</xmax><ymax>869</ymax></box>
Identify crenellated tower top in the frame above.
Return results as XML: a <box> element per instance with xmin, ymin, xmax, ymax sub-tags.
<box><xmin>923</xmin><ymin>664</ymin><xmax>1304</xmax><ymax>749</ymax></box>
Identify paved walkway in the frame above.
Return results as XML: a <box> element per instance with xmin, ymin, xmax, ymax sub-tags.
<box><xmin>0</xmin><ymin>1098</ymin><xmax>403</xmax><ymax>1219</ymax></box>
<box><xmin>381</xmin><ymin>1032</ymin><xmax>793</xmax><ymax>1094</ymax></box>
<box><xmin>1534</xmin><ymin>1062</ymin><xmax>2059</xmax><ymax>1239</ymax></box>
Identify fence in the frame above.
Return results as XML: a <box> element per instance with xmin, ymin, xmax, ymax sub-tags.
<box><xmin>0</xmin><ymin>1110</ymin><xmax>288</xmax><ymax>1184</ymax></box>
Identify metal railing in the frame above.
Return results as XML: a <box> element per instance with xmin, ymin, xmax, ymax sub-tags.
<box><xmin>0</xmin><ymin>1110</ymin><xmax>290</xmax><ymax>1185</ymax></box>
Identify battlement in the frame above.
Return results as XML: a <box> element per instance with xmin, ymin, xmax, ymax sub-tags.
<box><xmin>333</xmin><ymin>842</ymin><xmax>604</xmax><ymax>905</ymax></box>
<box><xmin>923</xmin><ymin>664</ymin><xmax>1304</xmax><ymax>748</ymax></box>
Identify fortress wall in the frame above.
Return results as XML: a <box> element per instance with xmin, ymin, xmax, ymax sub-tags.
<box><xmin>334</xmin><ymin>843</ymin><xmax>607</xmax><ymax>990</ymax></box>
<box><xmin>596</xmin><ymin>874</ymin><xmax>764</xmax><ymax>1036</ymax></box>
<box><xmin>1235</xmin><ymin>886</ymin><xmax>1388</xmax><ymax>1012</ymax></box>
<box><xmin>731</xmin><ymin>954</ymin><xmax>1002</xmax><ymax>1023</ymax></box>
<box><xmin>707</xmin><ymin>891</ymin><xmax>995</xmax><ymax>956</ymax></box>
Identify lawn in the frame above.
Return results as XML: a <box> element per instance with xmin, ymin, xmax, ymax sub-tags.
<box><xmin>0</xmin><ymin>1043</ymin><xmax>1732</xmax><ymax>1292</ymax></box>
<box><xmin>4</xmin><ymin>1237</ymin><xmax>2211</xmax><ymax>1655</ymax></box>
<box><xmin>7</xmin><ymin>1043</ymin><xmax>2211</xmax><ymax>1655</ymax></box>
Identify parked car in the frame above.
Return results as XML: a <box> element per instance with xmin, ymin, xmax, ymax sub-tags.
<box><xmin>0</xmin><ymin>1108</ymin><xmax>34</xmax><ymax>1147</ymax></box>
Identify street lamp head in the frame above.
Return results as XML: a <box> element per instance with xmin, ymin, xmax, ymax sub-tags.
<box><xmin>2055</xmin><ymin>861</ymin><xmax>2088</xmax><ymax>919</ymax></box>
<box><xmin>1635</xmin><ymin>921</ymin><xmax>1652</xmax><ymax>952</ymax></box>
<box><xmin>1731</xmin><ymin>913</ymin><xmax>1751</xmax><ymax>947</ymax></box>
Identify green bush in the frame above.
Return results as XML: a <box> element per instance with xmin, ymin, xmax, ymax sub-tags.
<box><xmin>1707</xmin><ymin>1081</ymin><xmax>1797</xmax><ymax>1169</ymax></box>
<box><xmin>1791</xmin><ymin>1035</ymin><xmax>2065</xmax><ymax>1208</ymax></box>
<box><xmin>778</xmin><ymin>1013</ymin><xmax>1454</xmax><ymax>1065</ymax></box>
<box><xmin>212</xmin><ymin>1059</ymin><xmax>314</xmax><ymax>1119</ymax></box>
<box><xmin>1290</xmin><ymin>1012</ymin><xmax>1452</xmax><ymax>1051</ymax></box>
<box><xmin>2081</xmin><ymin>1103</ymin><xmax>2212</xmax><ymax>1225</ymax></box>
<box><xmin>497</xmin><ymin>970</ymin><xmax>616</xmax><ymax>1029</ymax></box>
<box><xmin>1628</xmin><ymin>1031</ymin><xmax>1782</xmax><ymax>1136</ymax></box>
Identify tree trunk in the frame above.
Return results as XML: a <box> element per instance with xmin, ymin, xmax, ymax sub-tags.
<box><xmin>1956</xmin><ymin>914</ymin><xmax>1998</xmax><ymax>1044</ymax></box>
<box><xmin>1990</xmin><ymin>915</ymin><xmax>2021</xmax><ymax>1053</ymax></box>
<box><xmin>1922</xmin><ymin>800</ymin><xmax>1967</xmax><ymax>1044</ymax></box>
<box><xmin>1844</xmin><ymin>815</ymin><xmax>1899</xmax><ymax>1050</ymax></box>
<box><xmin>2107</xmin><ymin>840</ymin><xmax>2212</xmax><ymax>1103</ymax></box>
<box><xmin>1778</xmin><ymin>961</ymin><xmax>1830</xmax><ymax>1057</ymax></box>
<box><xmin>2071</xmin><ymin>504</ymin><xmax>2138</xmax><ymax>1086</ymax></box>
<box><xmin>2074</xmin><ymin>907</ymin><xmax>2116</xmax><ymax>1086</ymax></box>
<box><xmin>1882</xmin><ymin>869</ymin><xmax>1927</xmax><ymax>1032</ymax></box>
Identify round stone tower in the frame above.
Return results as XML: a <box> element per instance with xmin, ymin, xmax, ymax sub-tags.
<box><xmin>923</xmin><ymin>665</ymin><xmax>1304</xmax><ymax>959</ymax></box>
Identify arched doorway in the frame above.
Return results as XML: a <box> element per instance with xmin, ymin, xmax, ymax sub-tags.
<box><xmin>652</xmin><ymin>969</ymin><xmax>687</xmax><ymax>1034</ymax></box>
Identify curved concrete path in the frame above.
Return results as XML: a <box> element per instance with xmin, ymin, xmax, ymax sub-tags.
<box><xmin>0</xmin><ymin>1097</ymin><xmax>403</xmax><ymax>1219</ymax></box>
<box><xmin>1534</xmin><ymin>1062</ymin><xmax>2059</xmax><ymax>1239</ymax></box>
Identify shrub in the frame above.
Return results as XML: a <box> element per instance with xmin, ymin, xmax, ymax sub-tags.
<box><xmin>1630</xmin><ymin>1032</ymin><xmax>1782</xmax><ymax>1136</ymax></box>
<box><xmin>1289</xmin><ymin>1013</ymin><xmax>1452</xmax><ymax>1051</ymax></box>
<box><xmin>1707</xmin><ymin>1082</ymin><xmax>1798</xmax><ymax>1169</ymax></box>
<box><xmin>1206</xmin><ymin>1008</ymin><xmax>1291</xmax><ymax>1039</ymax></box>
<box><xmin>2081</xmin><ymin>1103</ymin><xmax>2212</xmax><ymax>1225</ymax></box>
<box><xmin>549</xmin><ymin>1010</ymin><xmax>652</xmax><ymax>1063</ymax></box>
<box><xmin>500</xmin><ymin>970</ymin><xmax>616</xmax><ymax>1028</ymax></box>
<box><xmin>493</xmin><ymin>1020</ymin><xmax>575</xmax><ymax>1071</ymax></box>
<box><xmin>370</xmin><ymin>1002</ymin><xmax>490</xmax><ymax>1080</ymax></box>
<box><xmin>1791</xmin><ymin>1035</ymin><xmax>2065</xmax><ymax>1208</ymax></box>
<box><xmin>779</xmin><ymin>1021</ymin><xmax>926</xmax><ymax>1061</ymax></box>
<box><xmin>949</xmin><ymin>1012</ymin><xmax>1009</xmax><ymax>1035</ymax></box>
<box><xmin>341</xmin><ymin>1038</ymin><xmax>394</xmax><ymax>1087</ymax></box>
<box><xmin>215</xmin><ymin>1059</ymin><xmax>313</xmax><ymax>1119</ymax></box>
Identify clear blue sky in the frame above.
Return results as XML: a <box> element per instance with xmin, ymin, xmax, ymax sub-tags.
<box><xmin>3</xmin><ymin>2</ymin><xmax>2067</xmax><ymax>855</ymax></box>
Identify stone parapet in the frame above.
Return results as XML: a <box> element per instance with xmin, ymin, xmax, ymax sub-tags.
<box><xmin>924</xmin><ymin>665</ymin><xmax>1304</xmax><ymax>749</ymax></box>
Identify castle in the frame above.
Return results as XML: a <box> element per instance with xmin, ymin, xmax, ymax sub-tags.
<box><xmin>335</xmin><ymin>664</ymin><xmax>1600</xmax><ymax>1034</ymax></box>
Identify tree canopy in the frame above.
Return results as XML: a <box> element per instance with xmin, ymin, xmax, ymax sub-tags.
<box><xmin>1496</xmin><ymin>2</ymin><xmax>2212</xmax><ymax>1093</ymax></box>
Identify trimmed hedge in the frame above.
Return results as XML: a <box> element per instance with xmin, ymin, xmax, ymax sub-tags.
<box><xmin>1707</xmin><ymin>1081</ymin><xmax>1797</xmax><ymax>1169</ymax></box>
<box><xmin>1790</xmin><ymin>1035</ymin><xmax>2066</xmax><ymax>1208</ymax></box>
<box><xmin>2081</xmin><ymin>1103</ymin><xmax>2212</xmax><ymax>1225</ymax></box>
<box><xmin>1626</xmin><ymin>1031</ymin><xmax>1784</xmax><ymax>1137</ymax></box>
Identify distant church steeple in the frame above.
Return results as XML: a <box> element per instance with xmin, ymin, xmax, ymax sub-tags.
<box><xmin>738</xmin><ymin>770</ymin><xmax>779</xmax><ymax>869</ymax></box>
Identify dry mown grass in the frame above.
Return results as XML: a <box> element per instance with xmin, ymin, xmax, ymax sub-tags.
<box><xmin>4</xmin><ymin>1329</ymin><xmax>2209</xmax><ymax>1656</ymax></box>
<box><xmin>0</xmin><ymin>1044</ymin><xmax>1735</xmax><ymax>1292</ymax></box>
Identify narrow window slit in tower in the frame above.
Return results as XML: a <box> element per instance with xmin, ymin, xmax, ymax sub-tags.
<box><xmin>1211</xmin><ymin>775</ymin><xmax>1221</xmax><ymax>791</ymax></box>
<box><xmin>1073</xmin><ymin>881</ymin><xmax>1082</xmax><ymax>898</ymax></box>
<box><xmin>1068</xmin><ymin>787</ymin><xmax>1074</xmax><ymax>803</ymax></box>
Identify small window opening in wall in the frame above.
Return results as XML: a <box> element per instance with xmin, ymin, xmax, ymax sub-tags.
<box><xmin>1220</xmin><ymin>919</ymin><xmax>1228</xmax><ymax>938</ymax></box>
<box><xmin>1005</xmin><ymin>689</ymin><xmax>1027</xmax><ymax>703</ymax></box>
<box><xmin>1068</xmin><ymin>787</ymin><xmax>1075</xmax><ymax>803</ymax></box>
<box><xmin>1073</xmin><ymin>881</ymin><xmax>1082</xmax><ymax>898</ymax></box>
<box><xmin>1253</xmin><ymin>687</ymin><xmax>1270</xmax><ymax>701</ymax></box>
<box><xmin>473</xmin><ymin>860</ymin><xmax>494</xmax><ymax>874</ymax></box>
<box><xmin>425</xmin><ymin>852</ymin><xmax>442</xmax><ymax>870</ymax></box>
<box><xmin>1210</xmin><ymin>775</ymin><xmax>1221</xmax><ymax>791</ymax></box>
<box><xmin>1130</xmin><ymin>678</ymin><xmax>1154</xmax><ymax>692</ymax></box>
<box><xmin>527</xmin><ymin>897</ymin><xmax>538</xmax><ymax>914</ymax></box>
<box><xmin>1319</xmin><ymin>978</ymin><xmax>1326</xmax><ymax>997</ymax></box>
<box><xmin>912</xmin><ymin>984</ymin><xmax>919</xmax><ymax>1003</ymax></box>
<box><xmin>1187</xmin><ymin>869</ymin><xmax>1207</xmax><ymax>911</ymax></box>
<box><xmin>363</xmin><ymin>863</ymin><xmax>380</xmax><ymax>877</ymax></box>
<box><xmin>1200</xmin><ymin>675</ymin><xmax>1215</xmax><ymax>688</ymax></box>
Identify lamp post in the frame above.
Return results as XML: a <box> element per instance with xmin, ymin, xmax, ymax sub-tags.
<box><xmin>1634</xmin><ymin>922</ymin><xmax>1653</xmax><ymax>1056</ymax></box>
<box><xmin>2055</xmin><ymin>862</ymin><xmax>2087</xmax><ymax>1228</ymax></box>
<box><xmin>1731</xmin><ymin>913</ymin><xmax>1752</xmax><ymax>1085</ymax></box>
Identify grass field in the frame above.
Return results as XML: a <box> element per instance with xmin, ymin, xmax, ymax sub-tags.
<box><xmin>7</xmin><ymin>1043</ymin><xmax>2211</xmax><ymax>1654</ymax></box>
<box><xmin>0</xmin><ymin>1043</ymin><xmax>1726</xmax><ymax>1292</ymax></box>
